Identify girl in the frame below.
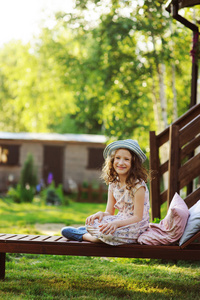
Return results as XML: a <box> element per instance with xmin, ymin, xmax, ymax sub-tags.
<box><xmin>61</xmin><ymin>139</ymin><xmax>150</xmax><ymax>245</ymax></box>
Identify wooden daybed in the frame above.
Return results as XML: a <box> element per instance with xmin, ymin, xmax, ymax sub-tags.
<box><xmin>0</xmin><ymin>231</ymin><xmax>200</xmax><ymax>280</ymax></box>
<box><xmin>1</xmin><ymin>104</ymin><xmax>199</xmax><ymax>280</ymax></box>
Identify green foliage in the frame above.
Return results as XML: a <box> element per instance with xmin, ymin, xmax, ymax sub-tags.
<box><xmin>19</xmin><ymin>153</ymin><xmax>37</xmax><ymax>202</ymax></box>
<box><xmin>6</xmin><ymin>154</ymin><xmax>37</xmax><ymax>203</ymax></box>
<box><xmin>40</xmin><ymin>181</ymin><xmax>67</xmax><ymax>206</ymax></box>
<box><xmin>152</xmin><ymin>217</ymin><xmax>162</xmax><ymax>224</ymax></box>
<box><xmin>7</xmin><ymin>184</ymin><xmax>35</xmax><ymax>204</ymax></box>
<box><xmin>0</xmin><ymin>0</ymin><xmax>197</xmax><ymax>149</ymax></box>
<box><xmin>20</xmin><ymin>186</ymin><xmax>35</xmax><ymax>203</ymax></box>
<box><xmin>20</xmin><ymin>153</ymin><xmax>37</xmax><ymax>188</ymax></box>
<box><xmin>7</xmin><ymin>184</ymin><xmax>21</xmax><ymax>203</ymax></box>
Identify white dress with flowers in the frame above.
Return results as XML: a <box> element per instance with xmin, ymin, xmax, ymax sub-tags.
<box><xmin>86</xmin><ymin>180</ymin><xmax>150</xmax><ymax>246</ymax></box>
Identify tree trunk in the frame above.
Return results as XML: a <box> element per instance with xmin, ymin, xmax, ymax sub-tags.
<box><xmin>157</xmin><ymin>63</ymin><xmax>168</xmax><ymax>129</ymax></box>
<box><xmin>172</xmin><ymin>63</ymin><xmax>178</xmax><ymax>121</ymax></box>
<box><xmin>151</xmin><ymin>35</ymin><xmax>169</xmax><ymax>190</ymax></box>
<box><xmin>149</xmin><ymin>65</ymin><xmax>161</xmax><ymax>130</ymax></box>
<box><xmin>170</xmin><ymin>21</ymin><xmax>178</xmax><ymax>121</ymax></box>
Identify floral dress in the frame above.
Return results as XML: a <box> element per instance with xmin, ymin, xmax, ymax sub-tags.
<box><xmin>86</xmin><ymin>180</ymin><xmax>150</xmax><ymax>246</ymax></box>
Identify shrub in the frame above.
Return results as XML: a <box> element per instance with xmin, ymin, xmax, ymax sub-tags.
<box><xmin>20</xmin><ymin>153</ymin><xmax>37</xmax><ymax>189</ymax></box>
<box><xmin>40</xmin><ymin>181</ymin><xmax>66</xmax><ymax>205</ymax></box>
<box><xmin>20</xmin><ymin>185</ymin><xmax>35</xmax><ymax>203</ymax></box>
<box><xmin>7</xmin><ymin>184</ymin><xmax>21</xmax><ymax>203</ymax></box>
<box><xmin>7</xmin><ymin>183</ymin><xmax>35</xmax><ymax>203</ymax></box>
<box><xmin>20</xmin><ymin>153</ymin><xmax>38</xmax><ymax>202</ymax></box>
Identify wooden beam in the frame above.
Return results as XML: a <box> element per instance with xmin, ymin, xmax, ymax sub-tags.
<box><xmin>181</xmin><ymin>135</ymin><xmax>200</xmax><ymax>160</ymax></box>
<box><xmin>156</xmin><ymin>103</ymin><xmax>200</xmax><ymax>148</ymax></box>
<box><xmin>179</xmin><ymin>115</ymin><xmax>200</xmax><ymax>147</ymax></box>
<box><xmin>168</xmin><ymin>125</ymin><xmax>180</xmax><ymax>205</ymax></box>
<box><xmin>150</xmin><ymin>131</ymin><xmax>161</xmax><ymax>220</ymax></box>
<box><xmin>0</xmin><ymin>253</ymin><xmax>5</xmax><ymax>280</ymax></box>
<box><xmin>185</xmin><ymin>187</ymin><xmax>200</xmax><ymax>208</ymax></box>
<box><xmin>179</xmin><ymin>153</ymin><xmax>200</xmax><ymax>188</ymax></box>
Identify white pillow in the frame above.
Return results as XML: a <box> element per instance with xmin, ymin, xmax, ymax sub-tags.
<box><xmin>179</xmin><ymin>200</ymin><xmax>200</xmax><ymax>246</ymax></box>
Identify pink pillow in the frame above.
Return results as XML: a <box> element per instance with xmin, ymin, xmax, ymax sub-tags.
<box><xmin>138</xmin><ymin>193</ymin><xmax>189</xmax><ymax>245</ymax></box>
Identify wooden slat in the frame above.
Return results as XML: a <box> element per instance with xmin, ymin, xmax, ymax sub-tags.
<box><xmin>54</xmin><ymin>237</ymin><xmax>70</xmax><ymax>243</ymax></box>
<box><xmin>157</xmin><ymin>103</ymin><xmax>200</xmax><ymax>147</ymax></box>
<box><xmin>180</xmin><ymin>231</ymin><xmax>200</xmax><ymax>249</ymax></box>
<box><xmin>157</xmin><ymin>129</ymin><xmax>170</xmax><ymax>147</ymax></box>
<box><xmin>150</xmin><ymin>131</ymin><xmax>161</xmax><ymax>220</ymax></box>
<box><xmin>5</xmin><ymin>235</ymin><xmax>28</xmax><ymax>241</ymax></box>
<box><xmin>179</xmin><ymin>115</ymin><xmax>200</xmax><ymax>147</ymax></box>
<box><xmin>181</xmin><ymin>135</ymin><xmax>200</xmax><ymax>160</ymax></box>
<box><xmin>19</xmin><ymin>235</ymin><xmax>43</xmax><ymax>241</ymax></box>
<box><xmin>173</xmin><ymin>104</ymin><xmax>200</xmax><ymax>129</ymax></box>
<box><xmin>0</xmin><ymin>234</ymin><xmax>17</xmax><ymax>240</ymax></box>
<box><xmin>159</xmin><ymin>160</ymin><xmax>169</xmax><ymax>175</ymax></box>
<box><xmin>184</xmin><ymin>187</ymin><xmax>200</xmax><ymax>208</ymax></box>
<box><xmin>0</xmin><ymin>234</ymin><xmax>67</xmax><ymax>244</ymax></box>
<box><xmin>168</xmin><ymin>125</ymin><xmax>180</xmax><ymax>204</ymax></box>
<box><xmin>0</xmin><ymin>234</ymin><xmax>6</xmax><ymax>237</ymax></box>
<box><xmin>26</xmin><ymin>235</ymin><xmax>50</xmax><ymax>242</ymax></box>
<box><xmin>179</xmin><ymin>153</ymin><xmax>200</xmax><ymax>188</ymax></box>
<box><xmin>43</xmin><ymin>236</ymin><xmax>63</xmax><ymax>242</ymax></box>
<box><xmin>160</xmin><ymin>190</ymin><xmax>168</xmax><ymax>204</ymax></box>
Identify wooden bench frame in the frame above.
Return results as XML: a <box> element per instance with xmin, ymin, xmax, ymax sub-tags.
<box><xmin>1</xmin><ymin>106</ymin><xmax>199</xmax><ymax>280</ymax></box>
<box><xmin>0</xmin><ymin>231</ymin><xmax>200</xmax><ymax>280</ymax></box>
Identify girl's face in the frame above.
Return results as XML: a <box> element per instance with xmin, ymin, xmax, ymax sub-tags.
<box><xmin>113</xmin><ymin>149</ymin><xmax>132</xmax><ymax>178</ymax></box>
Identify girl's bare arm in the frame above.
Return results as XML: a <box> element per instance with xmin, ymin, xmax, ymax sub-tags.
<box><xmin>86</xmin><ymin>187</ymin><xmax>116</xmax><ymax>225</ymax></box>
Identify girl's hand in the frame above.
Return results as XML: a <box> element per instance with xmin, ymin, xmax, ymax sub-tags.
<box><xmin>86</xmin><ymin>211</ymin><xmax>105</xmax><ymax>225</ymax></box>
<box><xmin>99</xmin><ymin>221</ymin><xmax>119</xmax><ymax>235</ymax></box>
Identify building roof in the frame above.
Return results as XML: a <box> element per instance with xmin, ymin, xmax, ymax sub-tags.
<box><xmin>0</xmin><ymin>132</ymin><xmax>107</xmax><ymax>144</ymax></box>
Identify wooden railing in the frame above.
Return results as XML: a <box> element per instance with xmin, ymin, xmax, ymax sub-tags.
<box><xmin>77</xmin><ymin>184</ymin><xmax>107</xmax><ymax>203</ymax></box>
<box><xmin>150</xmin><ymin>103</ymin><xmax>200</xmax><ymax>220</ymax></box>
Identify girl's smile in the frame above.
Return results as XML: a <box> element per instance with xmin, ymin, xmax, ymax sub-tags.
<box><xmin>113</xmin><ymin>149</ymin><xmax>132</xmax><ymax>177</ymax></box>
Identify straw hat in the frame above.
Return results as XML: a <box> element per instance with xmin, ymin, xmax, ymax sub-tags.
<box><xmin>103</xmin><ymin>139</ymin><xmax>146</xmax><ymax>163</ymax></box>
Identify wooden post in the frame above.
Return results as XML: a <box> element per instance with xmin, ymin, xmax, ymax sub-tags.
<box><xmin>0</xmin><ymin>253</ymin><xmax>6</xmax><ymax>280</ymax></box>
<box><xmin>88</xmin><ymin>185</ymin><xmax>92</xmax><ymax>202</ymax></box>
<box><xmin>168</xmin><ymin>125</ymin><xmax>180</xmax><ymax>207</ymax></box>
<box><xmin>190</xmin><ymin>31</ymin><xmax>198</xmax><ymax>108</ymax></box>
<box><xmin>150</xmin><ymin>131</ymin><xmax>161</xmax><ymax>220</ymax></box>
<box><xmin>98</xmin><ymin>185</ymin><xmax>103</xmax><ymax>203</ymax></box>
<box><xmin>77</xmin><ymin>184</ymin><xmax>82</xmax><ymax>202</ymax></box>
<box><xmin>186</xmin><ymin>152</ymin><xmax>194</xmax><ymax>196</ymax></box>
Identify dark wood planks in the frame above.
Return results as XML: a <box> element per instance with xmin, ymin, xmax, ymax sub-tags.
<box><xmin>150</xmin><ymin>103</ymin><xmax>200</xmax><ymax>219</ymax></box>
<box><xmin>0</xmin><ymin>233</ymin><xmax>199</xmax><ymax>280</ymax></box>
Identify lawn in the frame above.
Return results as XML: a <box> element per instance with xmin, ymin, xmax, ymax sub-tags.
<box><xmin>0</xmin><ymin>197</ymin><xmax>199</xmax><ymax>300</ymax></box>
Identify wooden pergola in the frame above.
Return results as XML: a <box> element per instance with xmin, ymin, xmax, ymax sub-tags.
<box><xmin>166</xmin><ymin>0</ymin><xmax>200</xmax><ymax>107</ymax></box>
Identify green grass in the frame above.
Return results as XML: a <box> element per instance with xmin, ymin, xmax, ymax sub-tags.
<box><xmin>0</xmin><ymin>198</ymin><xmax>199</xmax><ymax>299</ymax></box>
<box><xmin>0</xmin><ymin>198</ymin><xmax>106</xmax><ymax>234</ymax></box>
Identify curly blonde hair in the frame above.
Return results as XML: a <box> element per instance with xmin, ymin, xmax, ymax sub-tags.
<box><xmin>101</xmin><ymin>149</ymin><xmax>148</xmax><ymax>189</ymax></box>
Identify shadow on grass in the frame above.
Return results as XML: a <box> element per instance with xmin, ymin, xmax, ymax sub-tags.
<box><xmin>1</xmin><ymin>255</ymin><xmax>200</xmax><ymax>300</ymax></box>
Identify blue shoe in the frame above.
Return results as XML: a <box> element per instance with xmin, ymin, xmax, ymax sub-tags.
<box><xmin>77</xmin><ymin>226</ymin><xmax>87</xmax><ymax>231</ymax></box>
<box><xmin>61</xmin><ymin>226</ymin><xmax>87</xmax><ymax>242</ymax></box>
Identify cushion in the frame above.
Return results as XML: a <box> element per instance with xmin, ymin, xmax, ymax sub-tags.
<box><xmin>138</xmin><ymin>193</ymin><xmax>189</xmax><ymax>245</ymax></box>
<box><xmin>179</xmin><ymin>200</ymin><xmax>200</xmax><ymax>246</ymax></box>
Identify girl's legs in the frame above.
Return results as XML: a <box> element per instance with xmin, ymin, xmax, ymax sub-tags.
<box><xmin>61</xmin><ymin>226</ymin><xmax>87</xmax><ymax>242</ymax></box>
<box><xmin>61</xmin><ymin>226</ymin><xmax>101</xmax><ymax>243</ymax></box>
